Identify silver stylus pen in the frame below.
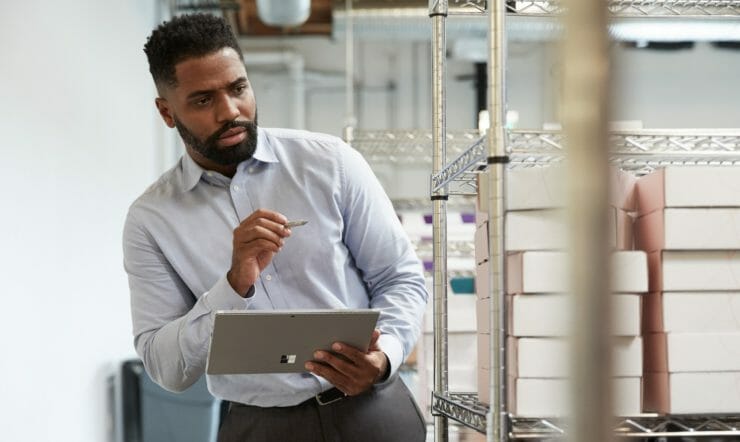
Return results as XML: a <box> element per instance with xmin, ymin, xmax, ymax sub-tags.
<box><xmin>284</xmin><ymin>220</ymin><xmax>308</xmax><ymax>228</ymax></box>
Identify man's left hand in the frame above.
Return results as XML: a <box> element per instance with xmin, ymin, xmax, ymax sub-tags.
<box><xmin>305</xmin><ymin>329</ymin><xmax>389</xmax><ymax>396</ymax></box>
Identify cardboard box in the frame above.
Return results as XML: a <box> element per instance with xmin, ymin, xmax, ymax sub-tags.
<box><xmin>512</xmin><ymin>377</ymin><xmax>642</xmax><ymax>417</ymax></box>
<box><xmin>477</xmin><ymin>332</ymin><xmax>490</xmax><ymax>369</ymax></box>
<box><xmin>635</xmin><ymin>208</ymin><xmax>740</xmax><ymax>252</ymax></box>
<box><xmin>475</xmin><ymin>261</ymin><xmax>491</xmax><ymax>300</ymax></box>
<box><xmin>475</xmin><ymin>221</ymin><xmax>489</xmax><ymax>265</ymax></box>
<box><xmin>647</xmin><ymin>250</ymin><xmax>740</xmax><ymax>292</ymax></box>
<box><xmin>636</xmin><ymin>166</ymin><xmax>740</xmax><ymax>216</ymax></box>
<box><xmin>645</xmin><ymin>371</ymin><xmax>740</xmax><ymax>414</ymax></box>
<box><xmin>476</xmin><ymin>296</ymin><xmax>490</xmax><ymax>334</ymax></box>
<box><xmin>616</xmin><ymin>209</ymin><xmax>634</xmax><ymax>250</ymax></box>
<box><xmin>510</xmin><ymin>294</ymin><xmax>641</xmax><ymax>337</ymax></box>
<box><xmin>506</xmin><ymin>209</ymin><xmax>620</xmax><ymax>252</ymax></box>
<box><xmin>508</xmin><ymin>336</ymin><xmax>642</xmax><ymax>378</ymax></box>
<box><xmin>506</xmin><ymin>166</ymin><xmax>566</xmax><ymax>211</ymax></box>
<box><xmin>506</xmin><ymin>166</ymin><xmax>637</xmax><ymax>212</ymax></box>
<box><xmin>476</xmin><ymin>171</ymin><xmax>489</xmax><ymax>226</ymax></box>
<box><xmin>644</xmin><ymin>332</ymin><xmax>740</xmax><ymax>373</ymax></box>
<box><xmin>611</xmin><ymin>168</ymin><xmax>638</xmax><ymax>212</ymax></box>
<box><xmin>477</xmin><ymin>367</ymin><xmax>490</xmax><ymax>405</ymax></box>
<box><xmin>506</xmin><ymin>251</ymin><xmax>648</xmax><ymax>294</ymax></box>
<box><xmin>643</xmin><ymin>292</ymin><xmax>740</xmax><ymax>333</ymax></box>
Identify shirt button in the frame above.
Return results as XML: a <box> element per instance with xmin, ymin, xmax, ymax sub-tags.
<box><xmin>248</xmin><ymin>167</ymin><xmax>255</xmax><ymax>174</ymax></box>
<box><xmin>265</xmin><ymin>274</ymin><xmax>272</xmax><ymax>281</ymax></box>
<box><xmin>233</xmin><ymin>185</ymin><xmax>239</xmax><ymax>191</ymax></box>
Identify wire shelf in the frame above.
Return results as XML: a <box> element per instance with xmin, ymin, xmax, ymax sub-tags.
<box><xmin>419</xmin><ymin>129</ymin><xmax>740</xmax><ymax>191</ymax></box>
<box><xmin>433</xmin><ymin>393</ymin><xmax>740</xmax><ymax>439</ymax></box>
<box><xmin>508</xmin><ymin>0</ymin><xmax>740</xmax><ymax>17</ymax></box>
<box><xmin>351</xmin><ymin>129</ymin><xmax>483</xmax><ymax>164</ymax></box>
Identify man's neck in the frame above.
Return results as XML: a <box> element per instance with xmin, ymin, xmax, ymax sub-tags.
<box><xmin>186</xmin><ymin>147</ymin><xmax>238</xmax><ymax>178</ymax></box>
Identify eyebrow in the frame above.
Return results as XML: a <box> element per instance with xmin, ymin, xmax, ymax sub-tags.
<box><xmin>185</xmin><ymin>76</ymin><xmax>248</xmax><ymax>100</ymax></box>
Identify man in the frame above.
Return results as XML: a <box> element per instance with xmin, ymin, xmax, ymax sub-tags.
<box><xmin>123</xmin><ymin>13</ymin><xmax>428</xmax><ymax>442</ymax></box>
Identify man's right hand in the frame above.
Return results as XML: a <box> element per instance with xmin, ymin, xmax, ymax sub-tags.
<box><xmin>227</xmin><ymin>209</ymin><xmax>290</xmax><ymax>297</ymax></box>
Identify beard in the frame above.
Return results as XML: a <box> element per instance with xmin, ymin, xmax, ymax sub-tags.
<box><xmin>175</xmin><ymin>114</ymin><xmax>259</xmax><ymax>166</ymax></box>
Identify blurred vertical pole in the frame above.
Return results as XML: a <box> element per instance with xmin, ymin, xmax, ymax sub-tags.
<box><xmin>561</xmin><ymin>0</ymin><xmax>613</xmax><ymax>440</ymax></box>
<box><xmin>486</xmin><ymin>0</ymin><xmax>507</xmax><ymax>441</ymax></box>
<box><xmin>343</xmin><ymin>0</ymin><xmax>356</xmax><ymax>143</ymax></box>
<box><xmin>430</xmin><ymin>1</ymin><xmax>449</xmax><ymax>441</ymax></box>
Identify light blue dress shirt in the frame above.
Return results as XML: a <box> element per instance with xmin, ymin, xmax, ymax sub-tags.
<box><xmin>123</xmin><ymin>127</ymin><xmax>428</xmax><ymax>407</ymax></box>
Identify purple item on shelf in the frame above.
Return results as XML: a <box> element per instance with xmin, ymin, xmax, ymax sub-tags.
<box><xmin>423</xmin><ymin>214</ymin><xmax>433</xmax><ymax>224</ymax></box>
<box><xmin>461</xmin><ymin>213</ymin><xmax>476</xmax><ymax>224</ymax></box>
<box><xmin>423</xmin><ymin>260</ymin><xmax>433</xmax><ymax>272</ymax></box>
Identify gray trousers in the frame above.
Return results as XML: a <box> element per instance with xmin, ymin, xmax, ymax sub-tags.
<box><xmin>218</xmin><ymin>376</ymin><xmax>426</xmax><ymax>442</ymax></box>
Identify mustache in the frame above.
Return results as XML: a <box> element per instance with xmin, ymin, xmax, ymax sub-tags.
<box><xmin>207</xmin><ymin>120</ymin><xmax>257</xmax><ymax>144</ymax></box>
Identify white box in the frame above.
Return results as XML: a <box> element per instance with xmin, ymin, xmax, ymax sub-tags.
<box><xmin>510</xmin><ymin>337</ymin><xmax>642</xmax><ymax>378</ymax></box>
<box><xmin>645</xmin><ymin>371</ymin><xmax>740</xmax><ymax>414</ymax></box>
<box><xmin>506</xmin><ymin>166</ymin><xmax>636</xmax><ymax>211</ymax></box>
<box><xmin>648</xmin><ymin>250</ymin><xmax>740</xmax><ymax>292</ymax></box>
<box><xmin>505</xmin><ymin>210</ymin><xmax>566</xmax><ymax>251</ymax></box>
<box><xmin>637</xmin><ymin>166</ymin><xmax>740</xmax><ymax>216</ymax></box>
<box><xmin>506</xmin><ymin>166</ymin><xmax>566</xmax><ymax>211</ymax></box>
<box><xmin>506</xmin><ymin>209</ymin><xmax>620</xmax><ymax>252</ymax></box>
<box><xmin>644</xmin><ymin>292</ymin><xmax>740</xmax><ymax>333</ymax></box>
<box><xmin>513</xmin><ymin>377</ymin><xmax>642</xmax><ymax>417</ymax></box>
<box><xmin>644</xmin><ymin>332</ymin><xmax>740</xmax><ymax>373</ymax></box>
<box><xmin>635</xmin><ymin>208</ymin><xmax>740</xmax><ymax>252</ymax></box>
<box><xmin>507</xmin><ymin>251</ymin><xmax>648</xmax><ymax>294</ymax></box>
<box><xmin>510</xmin><ymin>294</ymin><xmax>641</xmax><ymax>337</ymax></box>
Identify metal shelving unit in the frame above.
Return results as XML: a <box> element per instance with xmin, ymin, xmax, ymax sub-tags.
<box><xmin>423</xmin><ymin>0</ymin><xmax>740</xmax><ymax>439</ymax></box>
<box><xmin>508</xmin><ymin>0</ymin><xmax>740</xmax><ymax>17</ymax></box>
<box><xmin>350</xmin><ymin>1</ymin><xmax>740</xmax><ymax>440</ymax></box>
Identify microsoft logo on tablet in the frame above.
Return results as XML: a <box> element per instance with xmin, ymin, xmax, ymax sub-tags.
<box><xmin>280</xmin><ymin>354</ymin><xmax>297</xmax><ymax>364</ymax></box>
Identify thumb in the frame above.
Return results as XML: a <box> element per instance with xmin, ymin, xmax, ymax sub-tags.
<box><xmin>368</xmin><ymin>329</ymin><xmax>381</xmax><ymax>352</ymax></box>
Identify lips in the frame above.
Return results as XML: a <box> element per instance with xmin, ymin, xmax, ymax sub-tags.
<box><xmin>217</xmin><ymin>127</ymin><xmax>247</xmax><ymax>146</ymax></box>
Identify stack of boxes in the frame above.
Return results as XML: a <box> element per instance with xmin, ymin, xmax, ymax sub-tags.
<box><xmin>636</xmin><ymin>167</ymin><xmax>740</xmax><ymax>413</ymax></box>
<box><xmin>475</xmin><ymin>167</ymin><xmax>648</xmax><ymax>416</ymax></box>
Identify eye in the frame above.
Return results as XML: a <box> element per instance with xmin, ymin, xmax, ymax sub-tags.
<box><xmin>194</xmin><ymin>96</ymin><xmax>212</xmax><ymax>106</ymax></box>
<box><xmin>233</xmin><ymin>83</ymin><xmax>248</xmax><ymax>95</ymax></box>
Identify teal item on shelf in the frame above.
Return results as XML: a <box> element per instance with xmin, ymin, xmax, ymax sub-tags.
<box><xmin>450</xmin><ymin>276</ymin><xmax>475</xmax><ymax>294</ymax></box>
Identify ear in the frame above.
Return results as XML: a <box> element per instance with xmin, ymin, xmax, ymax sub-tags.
<box><xmin>155</xmin><ymin>97</ymin><xmax>176</xmax><ymax>128</ymax></box>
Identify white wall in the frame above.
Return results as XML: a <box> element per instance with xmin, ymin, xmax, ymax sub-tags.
<box><xmin>0</xmin><ymin>1</ymin><xmax>161</xmax><ymax>441</ymax></box>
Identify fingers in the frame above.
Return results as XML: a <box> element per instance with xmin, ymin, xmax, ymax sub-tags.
<box><xmin>368</xmin><ymin>329</ymin><xmax>381</xmax><ymax>351</ymax></box>
<box><xmin>306</xmin><ymin>339</ymin><xmax>387</xmax><ymax>396</ymax></box>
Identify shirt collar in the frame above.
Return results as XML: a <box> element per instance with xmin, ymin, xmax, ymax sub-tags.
<box><xmin>180</xmin><ymin>127</ymin><xmax>279</xmax><ymax>192</ymax></box>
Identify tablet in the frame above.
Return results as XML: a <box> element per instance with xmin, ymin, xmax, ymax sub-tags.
<box><xmin>206</xmin><ymin>309</ymin><xmax>381</xmax><ymax>375</ymax></box>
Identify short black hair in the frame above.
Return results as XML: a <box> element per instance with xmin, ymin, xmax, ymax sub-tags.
<box><xmin>144</xmin><ymin>13</ymin><xmax>243</xmax><ymax>90</ymax></box>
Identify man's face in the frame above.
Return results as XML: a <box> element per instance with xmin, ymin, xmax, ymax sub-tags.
<box><xmin>155</xmin><ymin>47</ymin><xmax>258</xmax><ymax>168</ymax></box>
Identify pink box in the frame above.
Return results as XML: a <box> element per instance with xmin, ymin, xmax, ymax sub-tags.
<box><xmin>475</xmin><ymin>221</ymin><xmax>489</xmax><ymax>265</ymax></box>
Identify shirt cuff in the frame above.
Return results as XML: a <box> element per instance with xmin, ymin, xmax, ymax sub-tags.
<box><xmin>376</xmin><ymin>333</ymin><xmax>404</xmax><ymax>384</ymax></box>
<box><xmin>203</xmin><ymin>275</ymin><xmax>252</xmax><ymax>311</ymax></box>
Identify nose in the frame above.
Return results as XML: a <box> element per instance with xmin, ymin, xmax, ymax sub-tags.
<box><xmin>215</xmin><ymin>94</ymin><xmax>240</xmax><ymax>123</ymax></box>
